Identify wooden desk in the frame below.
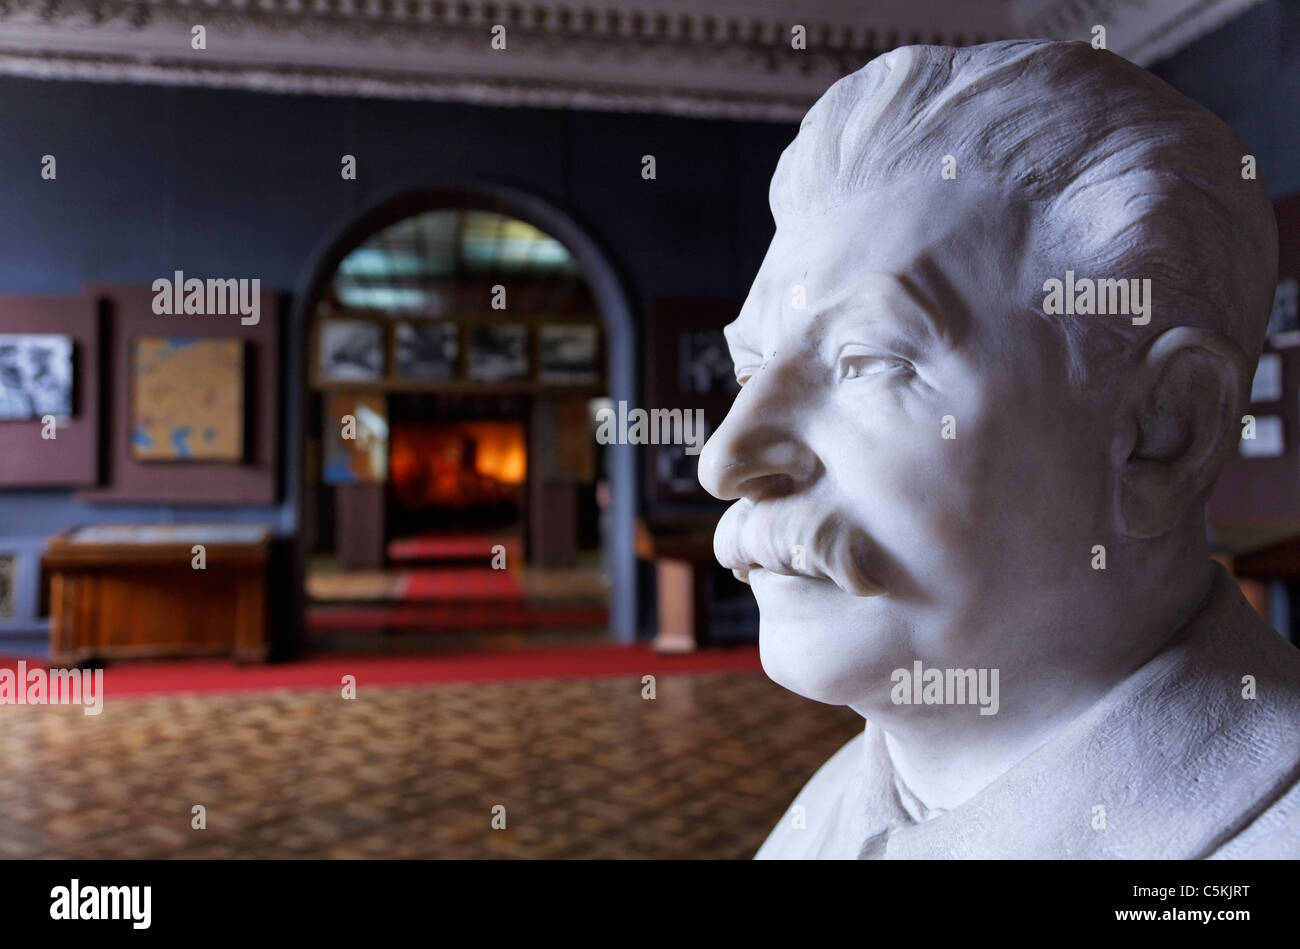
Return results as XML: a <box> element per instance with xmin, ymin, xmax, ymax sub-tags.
<box><xmin>43</xmin><ymin>525</ymin><xmax>271</xmax><ymax>665</ymax></box>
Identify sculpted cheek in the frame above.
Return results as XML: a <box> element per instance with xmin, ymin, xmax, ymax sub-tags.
<box><xmin>907</xmin><ymin>408</ymin><xmax>1009</xmax><ymax>556</ymax></box>
<box><xmin>912</xmin><ymin>449</ymin><xmax>988</xmax><ymax>554</ymax></box>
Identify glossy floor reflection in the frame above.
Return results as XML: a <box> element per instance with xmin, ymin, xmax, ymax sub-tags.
<box><xmin>0</xmin><ymin>671</ymin><xmax>861</xmax><ymax>859</ymax></box>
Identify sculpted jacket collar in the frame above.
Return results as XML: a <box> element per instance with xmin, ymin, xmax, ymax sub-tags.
<box><xmin>756</xmin><ymin>564</ymin><xmax>1300</xmax><ymax>859</ymax></box>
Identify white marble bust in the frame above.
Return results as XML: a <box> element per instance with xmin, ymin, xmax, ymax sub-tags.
<box><xmin>697</xmin><ymin>39</ymin><xmax>1300</xmax><ymax>859</ymax></box>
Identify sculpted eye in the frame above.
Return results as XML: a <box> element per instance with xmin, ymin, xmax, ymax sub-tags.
<box><xmin>837</xmin><ymin>346</ymin><xmax>912</xmax><ymax>382</ymax></box>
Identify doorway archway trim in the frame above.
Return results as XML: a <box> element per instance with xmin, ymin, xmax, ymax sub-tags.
<box><xmin>286</xmin><ymin>182</ymin><xmax>639</xmax><ymax>643</ymax></box>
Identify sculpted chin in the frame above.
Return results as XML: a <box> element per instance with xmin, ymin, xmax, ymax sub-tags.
<box><xmin>697</xmin><ymin>39</ymin><xmax>1300</xmax><ymax>859</ymax></box>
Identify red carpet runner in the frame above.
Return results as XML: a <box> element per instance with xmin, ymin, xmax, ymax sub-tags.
<box><xmin>396</xmin><ymin>567</ymin><xmax>522</xmax><ymax>601</ymax></box>
<box><xmin>309</xmin><ymin>567</ymin><xmax>605</xmax><ymax>632</ymax></box>
<box><xmin>315</xmin><ymin>533</ymin><xmax>605</xmax><ymax>633</ymax></box>
<box><xmin>387</xmin><ymin>532</ymin><xmax>517</xmax><ymax>564</ymax></box>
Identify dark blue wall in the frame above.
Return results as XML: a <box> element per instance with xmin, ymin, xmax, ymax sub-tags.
<box><xmin>1150</xmin><ymin>0</ymin><xmax>1300</xmax><ymax>199</ymax></box>
<box><xmin>0</xmin><ymin>80</ymin><xmax>790</xmax><ymax>296</ymax></box>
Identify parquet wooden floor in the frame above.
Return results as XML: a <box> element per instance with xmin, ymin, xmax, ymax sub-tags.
<box><xmin>0</xmin><ymin>672</ymin><xmax>861</xmax><ymax>859</ymax></box>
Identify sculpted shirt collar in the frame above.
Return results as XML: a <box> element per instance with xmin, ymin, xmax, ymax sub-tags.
<box><xmin>759</xmin><ymin>564</ymin><xmax>1300</xmax><ymax>859</ymax></box>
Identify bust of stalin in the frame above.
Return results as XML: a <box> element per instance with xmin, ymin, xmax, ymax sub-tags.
<box><xmin>698</xmin><ymin>40</ymin><xmax>1300</xmax><ymax>859</ymax></box>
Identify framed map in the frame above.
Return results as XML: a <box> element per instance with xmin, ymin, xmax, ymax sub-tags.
<box><xmin>131</xmin><ymin>337</ymin><xmax>245</xmax><ymax>461</ymax></box>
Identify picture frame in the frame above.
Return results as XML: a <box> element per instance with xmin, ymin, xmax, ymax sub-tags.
<box><xmin>1240</xmin><ymin>414</ymin><xmax>1284</xmax><ymax>458</ymax></box>
<box><xmin>538</xmin><ymin>323</ymin><xmax>600</xmax><ymax>385</ymax></box>
<box><xmin>643</xmin><ymin>300</ymin><xmax>744</xmax><ymax>502</ymax></box>
<box><xmin>393</xmin><ymin>320</ymin><xmax>460</xmax><ymax>381</ymax></box>
<box><xmin>130</xmin><ymin>336</ymin><xmax>245</xmax><ymax>462</ymax></box>
<box><xmin>653</xmin><ymin>439</ymin><xmax>708</xmax><ymax>496</ymax></box>
<box><xmin>322</xmin><ymin>390</ymin><xmax>389</xmax><ymax>484</ymax></box>
<box><xmin>0</xmin><ymin>333</ymin><xmax>74</xmax><ymax>420</ymax></box>
<box><xmin>1266</xmin><ymin>278</ymin><xmax>1299</xmax><ymax>348</ymax></box>
<box><xmin>1251</xmin><ymin>352</ymin><xmax>1283</xmax><ymax>403</ymax></box>
<box><xmin>318</xmin><ymin>318</ymin><xmax>385</xmax><ymax>381</ymax></box>
<box><xmin>0</xmin><ymin>552</ymin><xmax>15</xmax><ymax>620</ymax></box>
<box><xmin>678</xmin><ymin>328</ymin><xmax>739</xmax><ymax>397</ymax></box>
<box><xmin>467</xmin><ymin>323</ymin><xmax>530</xmax><ymax>383</ymax></box>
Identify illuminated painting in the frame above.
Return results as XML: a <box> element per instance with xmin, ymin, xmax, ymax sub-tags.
<box><xmin>323</xmin><ymin>391</ymin><xmax>388</xmax><ymax>484</ymax></box>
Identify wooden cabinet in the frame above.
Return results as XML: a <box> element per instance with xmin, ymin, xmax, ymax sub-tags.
<box><xmin>43</xmin><ymin>525</ymin><xmax>271</xmax><ymax>665</ymax></box>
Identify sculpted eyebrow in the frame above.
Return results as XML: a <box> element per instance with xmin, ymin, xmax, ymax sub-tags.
<box><xmin>814</xmin><ymin>280</ymin><xmax>939</xmax><ymax>336</ymax></box>
<box><xmin>876</xmin><ymin>288</ymin><xmax>950</xmax><ymax>349</ymax></box>
<box><xmin>894</xmin><ymin>261</ymin><xmax>967</xmax><ymax>345</ymax></box>
<box><xmin>821</xmin><ymin>275</ymin><xmax>959</xmax><ymax>355</ymax></box>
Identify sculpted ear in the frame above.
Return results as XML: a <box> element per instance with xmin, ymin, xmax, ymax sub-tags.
<box><xmin>1116</xmin><ymin>327</ymin><xmax>1248</xmax><ymax>539</ymax></box>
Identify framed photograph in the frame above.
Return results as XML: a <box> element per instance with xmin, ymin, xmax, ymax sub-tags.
<box><xmin>654</xmin><ymin>441</ymin><xmax>705</xmax><ymax>495</ymax></box>
<box><xmin>130</xmin><ymin>337</ymin><xmax>245</xmax><ymax>461</ymax></box>
<box><xmin>1267</xmin><ymin>278</ymin><xmax>1299</xmax><ymax>348</ymax></box>
<box><xmin>539</xmin><ymin>324</ymin><xmax>600</xmax><ymax>385</ymax></box>
<box><xmin>1240</xmin><ymin>415</ymin><xmax>1284</xmax><ymax>458</ymax></box>
<box><xmin>0</xmin><ymin>334</ymin><xmax>73</xmax><ymax>420</ymax></box>
<box><xmin>0</xmin><ymin>553</ymin><xmax>14</xmax><ymax>620</ymax></box>
<box><xmin>468</xmin><ymin>324</ymin><xmax>529</xmax><ymax>383</ymax></box>
<box><xmin>319</xmin><ymin>319</ymin><xmax>385</xmax><ymax>381</ymax></box>
<box><xmin>394</xmin><ymin>320</ymin><xmax>459</xmax><ymax>381</ymax></box>
<box><xmin>679</xmin><ymin>329</ymin><xmax>740</xmax><ymax>396</ymax></box>
<box><xmin>1251</xmin><ymin>352</ymin><xmax>1283</xmax><ymax>403</ymax></box>
<box><xmin>644</xmin><ymin>301</ymin><xmax>743</xmax><ymax>503</ymax></box>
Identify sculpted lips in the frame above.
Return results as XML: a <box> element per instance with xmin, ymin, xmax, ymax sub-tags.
<box><xmin>713</xmin><ymin>498</ymin><xmax>886</xmax><ymax>597</ymax></box>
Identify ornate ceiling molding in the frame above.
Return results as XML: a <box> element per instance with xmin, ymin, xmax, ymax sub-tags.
<box><xmin>0</xmin><ymin>0</ymin><xmax>1264</xmax><ymax>120</ymax></box>
<box><xmin>1014</xmin><ymin>0</ymin><xmax>1262</xmax><ymax>65</ymax></box>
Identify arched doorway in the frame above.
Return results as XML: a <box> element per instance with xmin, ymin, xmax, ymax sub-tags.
<box><xmin>285</xmin><ymin>185</ymin><xmax>638</xmax><ymax>647</ymax></box>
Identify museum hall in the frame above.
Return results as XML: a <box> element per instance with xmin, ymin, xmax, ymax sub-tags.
<box><xmin>0</xmin><ymin>0</ymin><xmax>1297</xmax><ymax>860</ymax></box>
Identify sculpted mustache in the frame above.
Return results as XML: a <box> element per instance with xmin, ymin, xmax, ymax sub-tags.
<box><xmin>713</xmin><ymin>501</ymin><xmax>885</xmax><ymax>597</ymax></box>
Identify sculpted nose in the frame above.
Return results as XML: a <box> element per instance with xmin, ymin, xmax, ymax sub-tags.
<box><xmin>697</xmin><ymin>392</ymin><xmax>820</xmax><ymax>501</ymax></box>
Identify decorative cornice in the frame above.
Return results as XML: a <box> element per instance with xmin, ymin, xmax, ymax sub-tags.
<box><xmin>0</xmin><ymin>50</ymin><xmax>824</xmax><ymax>120</ymax></box>
<box><xmin>1013</xmin><ymin>0</ymin><xmax>1262</xmax><ymax>65</ymax></box>
<box><xmin>0</xmin><ymin>0</ymin><xmax>1263</xmax><ymax>120</ymax></box>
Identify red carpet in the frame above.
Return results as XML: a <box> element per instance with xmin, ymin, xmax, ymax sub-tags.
<box><xmin>0</xmin><ymin>645</ymin><xmax>762</xmax><ymax>698</ymax></box>
<box><xmin>388</xmin><ymin>533</ymin><xmax>514</xmax><ymax>563</ymax></box>
<box><xmin>397</xmin><ymin>567</ymin><xmax>523</xmax><ymax>601</ymax></box>
<box><xmin>312</xmin><ymin>566</ymin><xmax>607</xmax><ymax>633</ymax></box>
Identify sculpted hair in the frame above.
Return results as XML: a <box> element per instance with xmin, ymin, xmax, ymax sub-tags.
<box><xmin>770</xmin><ymin>40</ymin><xmax>1278</xmax><ymax>385</ymax></box>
